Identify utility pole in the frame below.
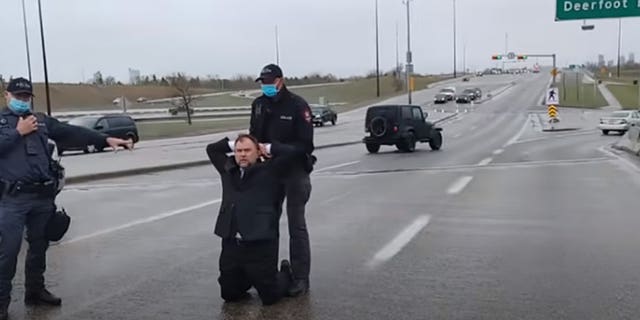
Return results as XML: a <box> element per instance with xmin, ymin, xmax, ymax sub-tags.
<box><xmin>275</xmin><ymin>25</ymin><xmax>280</xmax><ymax>65</ymax></box>
<box><xmin>463</xmin><ymin>42</ymin><xmax>466</xmax><ymax>76</ymax></box>
<box><xmin>37</xmin><ymin>0</ymin><xmax>52</xmax><ymax>116</ymax></box>
<box><xmin>404</xmin><ymin>0</ymin><xmax>413</xmax><ymax>104</ymax></box>
<box><xmin>21</xmin><ymin>0</ymin><xmax>33</xmax><ymax>82</ymax></box>
<box><xmin>395</xmin><ymin>21</ymin><xmax>400</xmax><ymax>77</ymax></box>
<box><xmin>375</xmin><ymin>0</ymin><xmax>380</xmax><ymax>97</ymax></box>
<box><xmin>453</xmin><ymin>0</ymin><xmax>457</xmax><ymax>78</ymax></box>
<box><xmin>504</xmin><ymin>33</ymin><xmax>508</xmax><ymax>71</ymax></box>
<box><xmin>617</xmin><ymin>18</ymin><xmax>621</xmax><ymax>78</ymax></box>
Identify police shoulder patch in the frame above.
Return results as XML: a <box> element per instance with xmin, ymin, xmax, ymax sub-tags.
<box><xmin>303</xmin><ymin>106</ymin><xmax>312</xmax><ymax>123</ymax></box>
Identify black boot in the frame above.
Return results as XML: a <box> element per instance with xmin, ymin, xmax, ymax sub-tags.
<box><xmin>287</xmin><ymin>278</ymin><xmax>309</xmax><ymax>297</ymax></box>
<box><xmin>25</xmin><ymin>289</ymin><xmax>62</xmax><ymax>306</ymax></box>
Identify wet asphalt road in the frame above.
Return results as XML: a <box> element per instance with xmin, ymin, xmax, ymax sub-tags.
<box><xmin>8</xmin><ymin>73</ymin><xmax>640</xmax><ymax>320</ymax></box>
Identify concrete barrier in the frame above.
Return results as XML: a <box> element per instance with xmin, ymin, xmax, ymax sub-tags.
<box><xmin>613</xmin><ymin>126</ymin><xmax>640</xmax><ymax>156</ymax></box>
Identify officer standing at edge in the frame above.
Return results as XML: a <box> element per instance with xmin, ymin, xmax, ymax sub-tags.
<box><xmin>249</xmin><ymin>64</ymin><xmax>315</xmax><ymax>296</ymax></box>
<box><xmin>0</xmin><ymin>78</ymin><xmax>133</xmax><ymax>320</ymax></box>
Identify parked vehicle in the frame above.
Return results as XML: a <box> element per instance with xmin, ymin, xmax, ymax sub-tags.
<box><xmin>57</xmin><ymin>114</ymin><xmax>139</xmax><ymax>155</ymax></box>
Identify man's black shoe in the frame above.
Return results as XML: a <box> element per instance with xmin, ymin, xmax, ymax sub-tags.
<box><xmin>24</xmin><ymin>289</ymin><xmax>62</xmax><ymax>306</ymax></box>
<box><xmin>287</xmin><ymin>279</ymin><xmax>309</xmax><ymax>297</ymax></box>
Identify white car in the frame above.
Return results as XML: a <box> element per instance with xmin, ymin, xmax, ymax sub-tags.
<box><xmin>598</xmin><ymin>110</ymin><xmax>640</xmax><ymax>135</ymax></box>
<box><xmin>439</xmin><ymin>87</ymin><xmax>456</xmax><ymax>101</ymax></box>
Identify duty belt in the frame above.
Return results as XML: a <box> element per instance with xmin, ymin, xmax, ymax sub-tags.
<box><xmin>0</xmin><ymin>180</ymin><xmax>56</xmax><ymax>196</ymax></box>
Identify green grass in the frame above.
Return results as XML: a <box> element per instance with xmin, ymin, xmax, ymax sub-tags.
<box><xmin>559</xmin><ymin>73</ymin><xmax>608</xmax><ymax>108</ymax></box>
<box><xmin>607</xmin><ymin>84</ymin><xmax>640</xmax><ymax>110</ymax></box>
<box><xmin>137</xmin><ymin>118</ymin><xmax>249</xmax><ymax>140</ymax></box>
<box><xmin>290</xmin><ymin>75</ymin><xmax>440</xmax><ymax>113</ymax></box>
<box><xmin>596</xmin><ymin>68</ymin><xmax>640</xmax><ymax>85</ymax></box>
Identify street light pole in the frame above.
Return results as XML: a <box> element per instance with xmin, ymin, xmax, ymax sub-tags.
<box><xmin>375</xmin><ymin>0</ymin><xmax>380</xmax><ymax>97</ymax></box>
<box><xmin>453</xmin><ymin>0</ymin><xmax>457</xmax><ymax>78</ymax></box>
<box><xmin>21</xmin><ymin>0</ymin><xmax>33</xmax><ymax>82</ymax></box>
<box><xmin>395</xmin><ymin>21</ymin><xmax>400</xmax><ymax>76</ymax></box>
<box><xmin>404</xmin><ymin>0</ymin><xmax>413</xmax><ymax>104</ymax></box>
<box><xmin>37</xmin><ymin>0</ymin><xmax>51</xmax><ymax>116</ymax></box>
<box><xmin>463</xmin><ymin>42</ymin><xmax>466</xmax><ymax>76</ymax></box>
<box><xmin>275</xmin><ymin>25</ymin><xmax>280</xmax><ymax>65</ymax></box>
<box><xmin>617</xmin><ymin>18</ymin><xmax>621</xmax><ymax>78</ymax></box>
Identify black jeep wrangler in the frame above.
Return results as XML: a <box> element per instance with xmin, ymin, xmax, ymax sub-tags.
<box><xmin>363</xmin><ymin>105</ymin><xmax>443</xmax><ymax>153</ymax></box>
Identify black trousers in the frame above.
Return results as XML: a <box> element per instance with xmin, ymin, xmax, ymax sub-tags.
<box><xmin>218</xmin><ymin>238</ymin><xmax>290</xmax><ymax>305</ymax></box>
<box><xmin>282</xmin><ymin>169</ymin><xmax>312</xmax><ymax>280</ymax></box>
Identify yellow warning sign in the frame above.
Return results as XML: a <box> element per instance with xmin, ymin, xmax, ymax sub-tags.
<box><xmin>409</xmin><ymin>77</ymin><xmax>415</xmax><ymax>91</ymax></box>
<box><xmin>548</xmin><ymin>105</ymin><xmax>558</xmax><ymax>118</ymax></box>
<box><xmin>550</xmin><ymin>68</ymin><xmax>560</xmax><ymax>77</ymax></box>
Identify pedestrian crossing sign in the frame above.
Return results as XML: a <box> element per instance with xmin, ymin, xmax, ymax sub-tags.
<box><xmin>546</xmin><ymin>87</ymin><xmax>559</xmax><ymax>105</ymax></box>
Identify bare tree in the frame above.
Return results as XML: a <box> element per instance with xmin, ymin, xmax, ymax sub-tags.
<box><xmin>169</xmin><ymin>73</ymin><xmax>196</xmax><ymax>125</ymax></box>
<box><xmin>105</xmin><ymin>76</ymin><xmax>116</xmax><ymax>86</ymax></box>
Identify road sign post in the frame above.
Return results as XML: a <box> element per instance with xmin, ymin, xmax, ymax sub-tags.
<box><xmin>556</xmin><ymin>0</ymin><xmax>640</xmax><ymax>21</ymax></box>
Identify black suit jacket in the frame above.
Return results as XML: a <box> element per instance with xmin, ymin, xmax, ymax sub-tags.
<box><xmin>206</xmin><ymin>138</ymin><xmax>300</xmax><ymax>241</ymax></box>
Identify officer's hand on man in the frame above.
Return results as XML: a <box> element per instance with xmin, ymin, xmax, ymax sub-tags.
<box><xmin>106</xmin><ymin>137</ymin><xmax>134</xmax><ymax>152</ymax></box>
<box><xmin>259</xmin><ymin>143</ymin><xmax>271</xmax><ymax>158</ymax></box>
<box><xmin>16</xmin><ymin>115</ymin><xmax>38</xmax><ymax>136</ymax></box>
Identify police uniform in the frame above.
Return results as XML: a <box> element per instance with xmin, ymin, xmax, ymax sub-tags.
<box><xmin>206</xmin><ymin>137</ymin><xmax>298</xmax><ymax>305</ymax></box>
<box><xmin>0</xmin><ymin>78</ymin><xmax>110</xmax><ymax>316</ymax></box>
<box><xmin>250</xmin><ymin>65</ymin><xmax>315</xmax><ymax>295</ymax></box>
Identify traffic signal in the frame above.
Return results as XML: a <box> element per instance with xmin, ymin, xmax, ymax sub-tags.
<box><xmin>517</xmin><ymin>55</ymin><xmax>528</xmax><ymax>60</ymax></box>
<box><xmin>491</xmin><ymin>55</ymin><xmax>502</xmax><ymax>60</ymax></box>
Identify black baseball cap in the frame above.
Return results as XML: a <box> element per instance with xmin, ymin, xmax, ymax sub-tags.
<box><xmin>6</xmin><ymin>77</ymin><xmax>34</xmax><ymax>96</ymax></box>
<box><xmin>255</xmin><ymin>64</ymin><xmax>283</xmax><ymax>82</ymax></box>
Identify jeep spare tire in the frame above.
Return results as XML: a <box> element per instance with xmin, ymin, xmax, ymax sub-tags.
<box><xmin>370</xmin><ymin>116</ymin><xmax>388</xmax><ymax>138</ymax></box>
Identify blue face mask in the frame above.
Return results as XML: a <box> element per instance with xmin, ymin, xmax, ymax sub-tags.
<box><xmin>8</xmin><ymin>98</ymin><xmax>31</xmax><ymax>114</ymax></box>
<box><xmin>261</xmin><ymin>84</ymin><xmax>278</xmax><ymax>97</ymax></box>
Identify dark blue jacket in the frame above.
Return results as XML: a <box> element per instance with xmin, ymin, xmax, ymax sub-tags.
<box><xmin>249</xmin><ymin>86</ymin><xmax>315</xmax><ymax>166</ymax></box>
<box><xmin>0</xmin><ymin>108</ymin><xmax>107</xmax><ymax>183</ymax></box>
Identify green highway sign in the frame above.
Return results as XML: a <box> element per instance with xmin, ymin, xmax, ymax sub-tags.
<box><xmin>556</xmin><ymin>0</ymin><xmax>640</xmax><ymax>20</ymax></box>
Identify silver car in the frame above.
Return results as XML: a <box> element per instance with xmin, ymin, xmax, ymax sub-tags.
<box><xmin>598</xmin><ymin>110</ymin><xmax>640</xmax><ymax>135</ymax></box>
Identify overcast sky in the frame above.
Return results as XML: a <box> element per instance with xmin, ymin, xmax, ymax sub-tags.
<box><xmin>1</xmin><ymin>0</ymin><xmax>639</xmax><ymax>83</ymax></box>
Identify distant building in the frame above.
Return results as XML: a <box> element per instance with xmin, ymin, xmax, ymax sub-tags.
<box><xmin>128</xmin><ymin>68</ymin><xmax>141</xmax><ymax>85</ymax></box>
<box><xmin>628</xmin><ymin>52</ymin><xmax>635</xmax><ymax>65</ymax></box>
<box><xmin>598</xmin><ymin>54</ymin><xmax>605</xmax><ymax>67</ymax></box>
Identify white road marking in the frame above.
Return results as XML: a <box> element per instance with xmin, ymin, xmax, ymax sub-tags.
<box><xmin>60</xmin><ymin>199</ymin><xmax>221</xmax><ymax>245</ymax></box>
<box><xmin>504</xmin><ymin>114</ymin><xmax>532</xmax><ymax>147</ymax></box>
<box><xmin>478</xmin><ymin>157</ymin><xmax>493</xmax><ymax>166</ymax></box>
<box><xmin>313</xmin><ymin>160</ymin><xmax>361</xmax><ymax>173</ymax></box>
<box><xmin>447</xmin><ymin>176</ymin><xmax>474</xmax><ymax>195</ymax></box>
<box><xmin>453</xmin><ymin>134</ymin><xmax>462</xmax><ymax>139</ymax></box>
<box><xmin>366</xmin><ymin>215</ymin><xmax>431</xmax><ymax>269</ymax></box>
<box><xmin>470</xmin><ymin>125</ymin><xmax>478</xmax><ymax>131</ymax></box>
<box><xmin>493</xmin><ymin>149</ymin><xmax>504</xmax><ymax>155</ymax></box>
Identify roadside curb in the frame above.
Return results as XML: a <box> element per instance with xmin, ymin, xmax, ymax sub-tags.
<box><xmin>66</xmin><ymin>140</ymin><xmax>364</xmax><ymax>185</ymax></box>
<box><xmin>611</xmin><ymin>143</ymin><xmax>640</xmax><ymax>156</ymax></box>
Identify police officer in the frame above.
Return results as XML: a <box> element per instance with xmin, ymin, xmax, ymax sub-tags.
<box><xmin>0</xmin><ymin>78</ymin><xmax>133</xmax><ymax>320</ymax></box>
<box><xmin>250</xmin><ymin>64</ymin><xmax>314</xmax><ymax>296</ymax></box>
